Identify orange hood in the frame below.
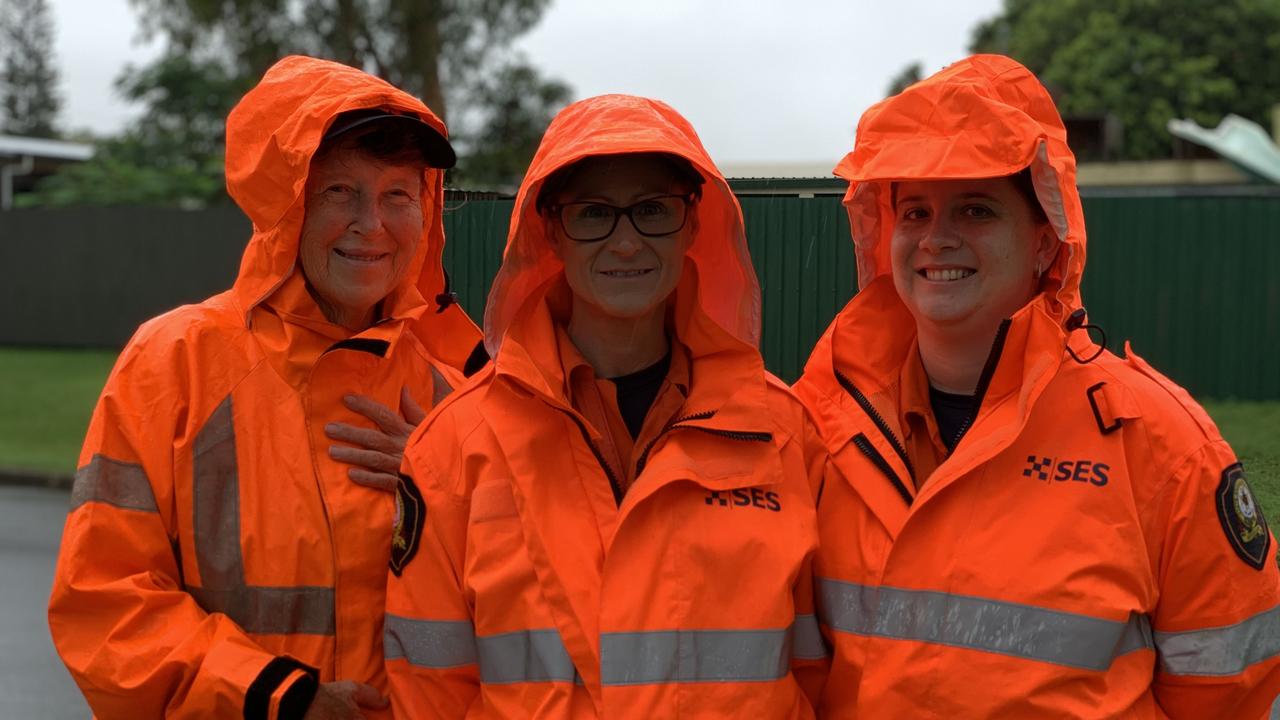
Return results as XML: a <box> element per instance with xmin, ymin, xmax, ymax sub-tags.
<box><xmin>834</xmin><ymin>54</ymin><xmax>1086</xmax><ymax>323</ymax></box>
<box><xmin>224</xmin><ymin>55</ymin><xmax>478</xmax><ymax>368</ymax></box>
<box><xmin>483</xmin><ymin>94</ymin><xmax>760</xmax><ymax>359</ymax></box>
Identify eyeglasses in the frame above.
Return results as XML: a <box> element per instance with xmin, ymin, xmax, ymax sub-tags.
<box><xmin>549</xmin><ymin>194</ymin><xmax>696</xmax><ymax>242</ymax></box>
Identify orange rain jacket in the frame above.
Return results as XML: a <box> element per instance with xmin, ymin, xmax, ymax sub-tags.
<box><xmin>793</xmin><ymin>54</ymin><xmax>1280</xmax><ymax>718</ymax></box>
<box><xmin>48</xmin><ymin>55</ymin><xmax>480</xmax><ymax>719</ymax></box>
<box><xmin>384</xmin><ymin>94</ymin><xmax>830</xmax><ymax>718</ymax></box>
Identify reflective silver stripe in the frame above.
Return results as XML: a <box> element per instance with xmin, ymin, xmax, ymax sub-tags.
<box><xmin>189</xmin><ymin>396</ymin><xmax>335</xmax><ymax>636</ymax></box>
<box><xmin>397</xmin><ymin>619</ymin><xmax>815</xmax><ymax>685</ymax></box>
<box><xmin>601</xmin><ymin>627</ymin><xmax>792</xmax><ymax>685</ymax></box>
<box><xmin>193</xmin><ymin>397</ymin><xmax>242</xmax><ymax>591</ymax></box>
<box><xmin>478</xmin><ymin>629</ymin><xmax>580</xmax><ymax>684</ymax></box>
<box><xmin>71</xmin><ymin>454</ymin><xmax>157</xmax><ymax>512</ymax></box>
<box><xmin>792</xmin><ymin>614</ymin><xmax>828</xmax><ymax>660</ymax></box>
<box><xmin>430</xmin><ymin>365</ymin><xmax>454</xmax><ymax>406</ymax></box>
<box><xmin>188</xmin><ymin>585</ymin><xmax>334</xmax><ymax>635</ymax></box>
<box><xmin>818</xmin><ymin>578</ymin><xmax>1153</xmax><ymax>671</ymax></box>
<box><xmin>1155</xmin><ymin>604</ymin><xmax>1280</xmax><ymax>677</ymax></box>
<box><xmin>384</xmin><ymin>614</ymin><xmax>477</xmax><ymax>668</ymax></box>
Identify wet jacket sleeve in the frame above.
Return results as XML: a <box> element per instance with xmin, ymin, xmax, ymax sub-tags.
<box><xmin>791</xmin><ymin>417</ymin><xmax>832</xmax><ymax>707</ymax></box>
<box><xmin>47</xmin><ymin>340</ymin><xmax>317</xmax><ymax>720</ymax></box>
<box><xmin>385</xmin><ymin>429</ymin><xmax>479</xmax><ymax>719</ymax></box>
<box><xmin>1150</xmin><ymin>440</ymin><xmax>1280</xmax><ymax>719</ymax></box>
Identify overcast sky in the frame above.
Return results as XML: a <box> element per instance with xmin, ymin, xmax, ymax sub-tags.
<box><xmin>49</xmin><ymin>0</ymin><xmax>1002</xmax><ymax>169</ymax></box>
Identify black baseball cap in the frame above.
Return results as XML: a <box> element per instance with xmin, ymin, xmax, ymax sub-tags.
<box><xmin>323</xmin><ymin>108</ymin><xmax>457</xmax><ymax>169</ymax></box>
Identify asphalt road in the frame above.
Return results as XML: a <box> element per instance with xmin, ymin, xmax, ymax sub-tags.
<box><xmin>0</xmin><ymin>486</ymin><xmax>89</xmax><ymax>718</ymax></box>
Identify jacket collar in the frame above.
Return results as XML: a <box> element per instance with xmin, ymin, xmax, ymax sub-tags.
<box><xmin>801</xmin><ymin>278</ymin><xmax>1079</xmax><ymax>520</ymax></box>
<box><xmin>493</xmin><ymin>276</ymin><xmax>775</xmax><ymax>438</ymax></box>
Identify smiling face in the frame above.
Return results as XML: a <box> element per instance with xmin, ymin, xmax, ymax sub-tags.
<box><xmin>298</xmin><ymin>148</ymin><xmax>424</xmax><ymax>331</ymax></box>
<box><xmin>546</xmin><ymin>154</ymin><xmax>697</xmax><ymax>323</ymax></box>
<box><xmin>889</xmin><ymin>177</ymin><xmax>1058</xmax><ymax>337</ymax></box>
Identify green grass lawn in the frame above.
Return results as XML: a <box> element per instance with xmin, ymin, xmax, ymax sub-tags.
<box><xmin>0</xmin><ymin>347</ymin><xmax>116</xmax><ymax>475</ymax></box>
<box><xmin>1</xmin><ymin>347</ymin><xmax>1277</xmax><ymax>529</ymax></box>
<box><xmin>1203</xmin><ymin>401</ymin><xmax>1280</xmax><ymax>532</ymax></box>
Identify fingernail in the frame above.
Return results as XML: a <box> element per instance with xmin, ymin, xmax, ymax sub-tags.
<box><xmin>324</xmin><ymin>423</ymin><xmax>337</xmax><ymax>433</ymax></box>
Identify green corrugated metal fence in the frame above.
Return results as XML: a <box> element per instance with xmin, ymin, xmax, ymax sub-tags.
<box><xmin>740</xmin><ymin>194</ymin><xmax>852</xmax><ymax>383</ymax></box>
<box><xmin>1081</xmin><ymin>193</ymin><xmax>1280</xmax><ymax>400</ymax></box>
<box><xmin>440</xmin><ymin>195</ymin><xmax>515</xmax><ymax>317</ymax></box>
<box><xmin>441</xmin><ymin>188</ymin><xmax>1280</xmax><ymax>399</ymax></box>
<box><xmin>4</xmin><ymin>189</ymin><xmax>1274</xmax><ymax>399</ymax></box>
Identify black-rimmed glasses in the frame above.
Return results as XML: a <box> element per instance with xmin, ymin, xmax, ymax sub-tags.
<box><xmin>549</xmin><ymin>194</ymin><xmax>696</xmax><ymax>242</ymax></box>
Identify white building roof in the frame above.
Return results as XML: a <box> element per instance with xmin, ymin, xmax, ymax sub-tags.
<box><xmin>0</xmin><ymin>134</ymin><xmax>94</xmax><ymax>161</ymax></box>
<box><xmin>718</xmin><ymin>161</ymin><xmax>835</xmax><ymax>179</ymax></box>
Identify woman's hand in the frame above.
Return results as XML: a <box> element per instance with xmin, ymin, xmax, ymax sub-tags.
<box><xmin>325</xmin><ymin>387</ymin><xmax>426</xmax><ymax>492</ymax></box>
<box><xmin>303</xmin><ymin>680</ymin><xmax>388</xmax><ymax>719</ymax></box>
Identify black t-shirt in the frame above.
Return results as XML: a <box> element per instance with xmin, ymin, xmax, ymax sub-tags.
<box><xmin>929</xmin><ymin>386</ymin><xmax>977</xmax><ymax>453</ymax></box>
<box><xmin>608</xmin><ymin>351</ymin><xmax>672</xmax><ymax>440</ymax></box>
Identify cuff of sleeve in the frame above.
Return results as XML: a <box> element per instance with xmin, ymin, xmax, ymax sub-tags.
<box><xmin>244</xmin><ymin>656</ymin><xmax>319</xmax><ymax>720</ymax></box>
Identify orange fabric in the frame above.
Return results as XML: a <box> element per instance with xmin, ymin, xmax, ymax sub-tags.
<box><xmin>794</xmin><ymin>54</ymin><xmax>1280</xmax><ymax>718</ymax></box>
<box><xmin>556</xmin><ymin>321</ymin><xmax>691</xmax><ymax>495</ymax></box>
<box><xmin>561</xmin><ymin>329</ymin><xmax>639</xmax><ymax>486</ymax></box>
<box><xmin>386</xmin><ymin>94</ymin><xmax>828</xmax><ymax>719</ymax></box>
<box><xmin>48</xmin><ymin>55</ymin><xmax>480</xmax><ymax>719</ymax></box>
<box><xmin>896</xmin><ymin>346</ymin><xmax>947</xmax><ymax>486</ymax></box>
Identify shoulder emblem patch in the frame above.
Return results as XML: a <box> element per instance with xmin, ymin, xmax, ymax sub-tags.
<box><xmin>1215</xmin><ymin>463</ymin><xmax>1271</xmax><ymax>571</ymax></box>
<box><xmin>390</xmin><ymin>472</ymin><xmax>426</xmax><ymax>577</ymax></box>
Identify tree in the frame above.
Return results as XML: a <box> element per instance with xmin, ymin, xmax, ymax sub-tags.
<box><xmin>886</xmin><ymin>61</ymin><xmax>923</xmax><ymax>97</ymax></box>
<box><xmin>126</xmin><ymin>0</ymin><xmax>570</xmax><ymax>182</ymax></box>
<box><xmin>970</xmin><ymin>0</ymin><xmax>1280</xmax><ymax>160</ymax></box>
<box><xmin>0</xmin><ymin>0</ymin><xmax>62</xmax><ymax>137</ymax></box>
<box><xmin>24</xmin><ymin>56</ymin><xmax>240</xmax><ymax>207</ymax></box>
<box><xmin>453</xmin><ymin>61</ymin><xmax>571</xmax><ymax>187</ymax></box>
<box><xmin>29</xmin><ymin>0</ymin><xmax>571</xmax><ymax>205</ymax></box>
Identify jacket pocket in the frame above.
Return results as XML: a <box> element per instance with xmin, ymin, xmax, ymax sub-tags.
<box><xmin>470</xmin><ymin>480</ymin><xmax>519</xmax><ymax>523</ymax></box>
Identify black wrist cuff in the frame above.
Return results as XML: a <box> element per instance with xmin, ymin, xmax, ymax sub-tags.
<box><xmin>244</xmin><ymin>656</ymin><xmax>320</xmax><ymax>720</ymax></box>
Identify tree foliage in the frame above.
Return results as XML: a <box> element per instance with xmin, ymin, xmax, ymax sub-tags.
<box><xmin>885</xmin><ymin>61</ymin><xmax>922</xmax><ymax>97</ymax></box>
<box><xmin>457</xmin><ymin>62</ymin><xmax>570</xmax><ymax>186</ymax></box>
<box><xmin>25</xmin><ymin>56</ymin><xmax>239</xmax><ymax>207</ymax></box>
<box><xmin>0</xmin><ymin>0</ymin><xmax>61</xmax><ymax>137</ymax></box>
<box><xmin>126</xmin><ymin>0</ymin><xmax>558</xmax><ymax>120</ymax></box>
<box><xmin>30</xmin><ymin>0</ymin><xmax>571</xmax><ymax>206</ymax></box>
<box><xmin>970</xmin><ymin>0</ymin><xmax>1280</xmax><ymax>160</ymax></box>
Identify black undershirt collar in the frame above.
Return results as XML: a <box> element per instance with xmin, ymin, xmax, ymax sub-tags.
<box><xmin>608</xmin><ymin>351</ymin><xmax>673</xmax><ymax>440</ymax></box>
<box><xmin>929</xmin><ymin>386</ymin><xmax>977</xmax><ymax>453</ymax></box>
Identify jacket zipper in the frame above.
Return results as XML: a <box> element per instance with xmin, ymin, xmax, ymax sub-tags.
<box><xmin>634</xmin><ymin>410</ymin><xmax>772</xmax><ymax>476</ymax></box>
<box><xmin>851</xmin><ymin>433</ymin><xmax>913</xmax><ymax>505</ymax></box>
<box><xmin>556</xmin><ymin>407</ymin><xmax>627</xmax><ymax>506</ymax></box>
<box><xmin>949</xmin><ymin>318</ymin><xmax>1012</xmax><ymax>447</ymax></box>
<box><xmin>557</xmin><ymin>405</ymin><xmax>775</xmax><ymax>506</ymax></box>
<box><xmin>634</xmin><ymin>411</ymin><xmax>715</xmax><ymax>475</ymax></box>
<box><xmin>834</xmin><ymin>370</ymin><xmax>917</xmax><ymax>487</ymax></box>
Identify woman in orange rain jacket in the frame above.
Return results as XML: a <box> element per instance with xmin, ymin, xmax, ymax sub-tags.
<box><xmin>48</xmin><ymin>55</ymin><xmax>480</xmax><ymax>720</ymax></box>
<box><xmin>793</xmin><ymin>54</ymin><xmax>1280</xmax><ymax>718</ymax></box>
<box><xmin>383</xmin><ymin>94</ymin><xmax>830</xmax><ymax>718</ymax></box>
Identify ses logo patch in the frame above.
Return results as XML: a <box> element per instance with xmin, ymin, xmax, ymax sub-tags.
<box><xmin>1022</xmin><ymin>455</ymin><xmax>1110</xmax><ymax>487</ymax></box>
<box><xmin>705</xmin><ymin>488</ymin><xmax>782</xmax><ymax>512</ymax></box>
<box><xmin>1216</xmin><ymin>463</ymin><xmax>1271</xmax><ymax>571</ymax></box>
